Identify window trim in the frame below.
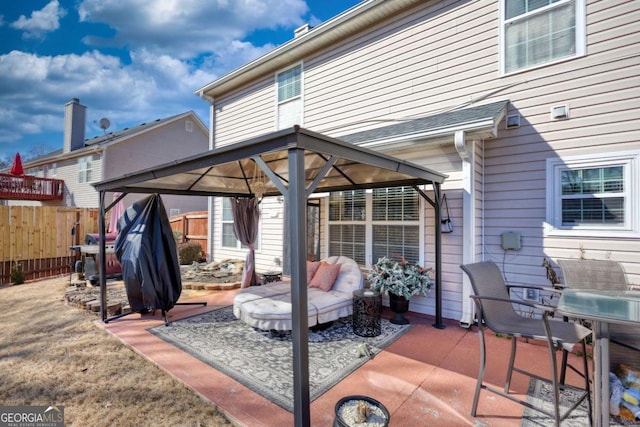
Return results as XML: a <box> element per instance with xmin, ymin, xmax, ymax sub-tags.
<box><xmin>220</xmin><ymin>197</ymin><xmax>261</xmax><ymax>251</ymax></box>
<box><xmin>77</xmin><ymin>155</ymin><xmax>94</xmax><ymax>183</ymax></box>
<box><xmin>326</xmin><ymin>188</ymin><xmax>425</xmax><ymax>267</ymax></box>
<box><xmin>275</xmin><ymin>62</ymin><xmax>304</xmax><ymax>129</ymax></box>
<box><xmin>499</xmin><ymin>0</ymin><xmax>586</xmax><ymax>76</ymax></box>
<box><xmin>545</xmin><ymin>151</ymin><xmax>640</xmax><ymax>238</ymax></box>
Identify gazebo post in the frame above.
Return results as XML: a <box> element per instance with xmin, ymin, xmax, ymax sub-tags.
<box><xmin>433</xmin><ymin>183</ymin><xmax>444</xmax><ymax>329</ymax></box>
<box><xmin>288</xmin><ymin>147</ymin><xmax>311</xmax><ymax>427</ymax></box>
<box><xmin>98</xmin><ymin>190</ymin><xmax>108</xmax><ymax>322</ymax></box>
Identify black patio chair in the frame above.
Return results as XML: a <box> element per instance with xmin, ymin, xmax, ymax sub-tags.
<box><xmin>461</xmin><ymin>261</ymin><xmax>592</xmax><ymax>427</ymax></box>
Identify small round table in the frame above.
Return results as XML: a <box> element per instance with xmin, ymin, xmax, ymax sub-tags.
<box><xmin>352</xmin><ymin>289</ymin><xmax>382</xmax><ymax>337</ymax></box>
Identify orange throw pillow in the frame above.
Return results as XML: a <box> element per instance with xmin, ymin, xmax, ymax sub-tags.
<box><xmin>307</xmin><ymin>261</ymin><xmax>321</xmax><ymax>284</ymax></box>
<box><xmin>308</xmin><ymin>262</ymin><xmax>341</xmax><ymax>292</ymax></box>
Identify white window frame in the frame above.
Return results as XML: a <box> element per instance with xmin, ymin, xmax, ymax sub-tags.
<box><xmin>545</xmin><ymin>151</ymin><xmax>640</xmax><ymax>238</ymax></box>
<box><xmin>275</xmin><ymin>62</ymin><xmax>303</xmax><ymax>130</ymax></box>
<box><xmin>327</xmin><ymin>190</ymin><xmax>367</xmax><ymax>265</ymax></box>
<box><xmin>371</xmin><ymin>187</ymin><xmax>422</xmax><ymax>265</ymax></box>
<box><xmin>78</xmin><ymin>155</ymin><xmax>94</xmax><ymax>183</ymax></box>
<box><xmin>326</xmin><ymin>188</ymin><xmax>425</xmax><ymax>267</ymax></box>
<box><xmin>221</xmin><ymin>197</ymin><xmax>261</xmax><ymax>250</ymax></box>
<box><xmin>500</xmin><ymin>0</ymin><xmax>586</xmax><ymax>76</ymax></box>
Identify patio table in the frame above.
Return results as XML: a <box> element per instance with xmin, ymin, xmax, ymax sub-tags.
<box><xmin>556</xmin><ymin>288</ymin><xmax>640</xmax><ymax>427</ymax></box>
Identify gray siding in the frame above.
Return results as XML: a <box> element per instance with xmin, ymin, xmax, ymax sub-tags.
<box><xmin>62</xmin><ymin>154</ymin><xmax>103</xmax><ymax>208</ymax></box>
<box><xmin>104</xmin><ymin>115</ymin><xmax>208</xmax><ymax>214</ymax></box>
<box><xmin>215</xmin><ymin>79</ymin><xmax>275</xmax><ymax>147</ymax></box>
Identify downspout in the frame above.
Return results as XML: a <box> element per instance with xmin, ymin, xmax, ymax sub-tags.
<box><xmin>454</xmin><ymin>130</ymin><xmax>475</xmax><ymax>327</ymax></box>
<box><xmin>203</xmin><ymin>96</ymin><xmax>215</xmax><ymax>262</ymax></box>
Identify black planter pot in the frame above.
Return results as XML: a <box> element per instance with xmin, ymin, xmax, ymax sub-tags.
<box><xmin>388</xmin><ymin>293</ymin><xmax>410</xmax><ymax>325</ymax></box>
<box><xmin>334</xmin><ymin>395</ymin><xmax>390</xmax><ymax>427</ymax></box>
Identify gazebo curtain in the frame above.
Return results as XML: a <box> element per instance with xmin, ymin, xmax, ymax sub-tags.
<box><xmin>108</xmin><ymin>192</ymin><xmax>125</xmax><ymax>235</ymax></box>
<box><xmin>231</xmin><ymin>197</ymin><xmax>260</xmax><ymax>288</ymax></box>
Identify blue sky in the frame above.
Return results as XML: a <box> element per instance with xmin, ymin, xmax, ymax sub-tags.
<box><xmin>0</xmin><ymin>0</ymin><xmax>362</xmax><ymax>161</ymax></box>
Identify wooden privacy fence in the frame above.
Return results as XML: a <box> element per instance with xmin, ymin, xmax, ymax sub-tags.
<box><xmin>169</xmin><ymin>211</ymin><xmax>208</xmax><ymax>256</ymax></box>
<box><xmin>0</xmin><ymin>206</ymin><xmax>99</xmax><ymax>284</ymax></box>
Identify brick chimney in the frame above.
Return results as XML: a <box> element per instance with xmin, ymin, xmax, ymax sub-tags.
<box><xmin>63</xmin><ymin>98</ymin><xmax>86</xmax><ymax>153</ymax></box>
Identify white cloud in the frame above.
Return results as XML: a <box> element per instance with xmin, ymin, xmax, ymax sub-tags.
<box><xmin>77</xmin><ymin>0</ymin><xmax>308</xmax><ymax>58</ymax></box>
<box><xmin>0</xmin><ymin>49</ymin><xmax>215</xmax><ymax>149</ymax></box>
<box><xmin>10</xmin><ymin>0</ymin><xmax>67</xmax><ymax>39</ymax></box>
<box><xmin>0</xmin><ymin>0</ymin><xmax>321</xmax><ymax>157</ymax></box>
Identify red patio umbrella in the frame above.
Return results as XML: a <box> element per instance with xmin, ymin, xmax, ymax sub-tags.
<box><xmin>10</xmin><ymin>153</ymin><xmax>24</xmax><ymax>176</ymax></box>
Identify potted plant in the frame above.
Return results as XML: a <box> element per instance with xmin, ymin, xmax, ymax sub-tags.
<box><xmin>367</xmin><ymin>256</ymin><xmax>433</xmax><ymax>324</ymax></box>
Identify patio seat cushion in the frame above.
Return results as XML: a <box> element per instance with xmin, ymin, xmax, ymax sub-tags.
<box><xmin>232</xmin><ymin>281</ymin><xmax>290</xmax><ymax>305</ymax></box>
<box><xmin>234</xmin><ymin>292</ymin><xmax>318</xmax><ymax>331</ymax></box>
<box><xmin>308</xmin><ymin>288</ymin><xmax>354</xmax><ymax>325</ymax></box>
<box><xmin>233</xmin><ymin>256</ymin><xmax>363</xmax><ymax>331</ymax></box>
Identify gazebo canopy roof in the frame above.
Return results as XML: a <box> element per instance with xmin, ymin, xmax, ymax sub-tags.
<box><xmin>93</xmin><ymin>125</ymin><xmax>448</xmax><ymax>427</ymax></box>
<box><xmin>93</xmin><ymin>126</ymin><xmax>447</xmax><ymax>196</ymax></box>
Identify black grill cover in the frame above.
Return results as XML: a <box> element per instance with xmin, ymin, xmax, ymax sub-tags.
<box><xmin>114</xmin><ymin>194</ymin><xmax>181</xmax><ymax>312</ymax></box>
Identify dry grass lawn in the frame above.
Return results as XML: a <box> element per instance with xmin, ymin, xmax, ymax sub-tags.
<box><xmin>0</xmin><ymin>276</ymin><xmax>232</xmax><ymax>427</ymax></box>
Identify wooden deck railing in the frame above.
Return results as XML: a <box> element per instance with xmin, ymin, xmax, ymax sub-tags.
<box><xmin>0</xmin><ymin>173</ymin><xmax>64</xmax><ymax>200</ymax></box>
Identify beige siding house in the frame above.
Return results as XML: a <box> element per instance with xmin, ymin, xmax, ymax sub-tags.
<box><xmin>197</xmin><ymin>0</ymin><xmax>640</xmax><ymax>324</ymax></box>
<box><xmin>17</xmin><ymin>98</ymin><xmax>209</xmax><ymax>215</ymax></box>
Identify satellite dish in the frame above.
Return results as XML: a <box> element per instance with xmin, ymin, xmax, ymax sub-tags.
<box><xmin>99</xmin><ymin>118</ymin><xmax>111</xmax><ymax>131</ymax></box>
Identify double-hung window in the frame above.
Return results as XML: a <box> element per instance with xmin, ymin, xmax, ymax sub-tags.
<box><xmin>328</xmin><ymin>187</ymin><xmax>422</xmax><ymax>266</ymax></box>
<box><xmin>501</xmin><ymin>0</ymin><xmax>585</xmax><ymax>74</ymax></box>
<box><xmin>78</xmin><ymin>155</ymin><xmax>94</xmax><ymax>183</ymax></box>
<box><xmin>546</xmin><ymin>152</ymin><xmax>640</xmax><ymax>237</ymax></box>
<box><xmin>372</xmin><ymin>187</ymin><xmax>420</xmax><ymax>264</ymax></box>
<box><xmin>276</xmin><ymin>63</ymin><xmax>302</xmax><ymax>129</ymax></box>
<box><xmin>329</xmin><ymin>190</ymin><xmax>366</xmax><ymax>264</ymax></box>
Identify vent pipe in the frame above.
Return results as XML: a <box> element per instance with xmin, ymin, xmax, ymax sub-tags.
<box><xmin>294</xmin><ymin>24</ymin><xmax>311</xmax><ymax>38</ymax></box>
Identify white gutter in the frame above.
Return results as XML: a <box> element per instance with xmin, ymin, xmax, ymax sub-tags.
<box><xmin>22</xmin><ymin>145</ymin><xmax>105</xmax><ymax>169</ymax></box>
<box><xmin>202</xmin><ymin>95</ymin><xmax>216</xmax><ymax>262</ymax></box>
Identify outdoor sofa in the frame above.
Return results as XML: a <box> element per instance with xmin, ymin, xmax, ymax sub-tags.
<box><xmin>233</xmin><ymin>256</ymin><xmax>364</xmax><ymax>331</ymax></box>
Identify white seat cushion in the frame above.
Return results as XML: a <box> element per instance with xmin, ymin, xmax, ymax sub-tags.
<box><xmin>232</xmin><ymin>257</ymin><xmax>364</xmax><ymax>331</ymax></box>
<box><xmin>236</xmin><ymin>292</ymin><xmax>318</xmax><ymax>331</ymax></box>
<box><xmin>232</xmin><ymin>281</ymin><xmax>290</xmax><ymax>319</ymax></box>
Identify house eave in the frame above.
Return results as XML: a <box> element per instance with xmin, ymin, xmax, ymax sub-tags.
<box><xmin>21</xmin><ymin>146</ymin><xmax>105</xmax><ymax>169</ymax></box>
<box><xmin>195</xmin><ymin>0</ymin><xmax>425</xmax><ymax>99</ymax></box>
<box><xmin>342</xmin><ymin>101</ymin><xmax>509</xmax><ymax>151</ymax></box>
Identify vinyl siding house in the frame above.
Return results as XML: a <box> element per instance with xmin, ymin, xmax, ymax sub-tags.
<box><xmin>14</xmin><ymin>98</ymin><xmax>209</xmax><ymax>215</ymax></box>
<box><xmin>197</xmin><ymin>0</ymin><xmax>640</xmax><ymax>325</ymax></box>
